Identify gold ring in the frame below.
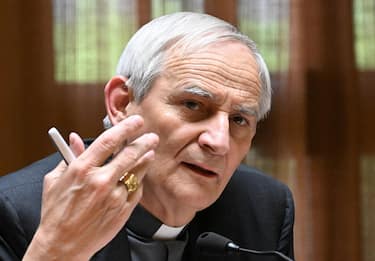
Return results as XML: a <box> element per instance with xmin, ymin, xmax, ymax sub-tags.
<box><xmin>121</xmin><ymin>172</ymin><xmax>138</xmax><ymax>193</ymax></box>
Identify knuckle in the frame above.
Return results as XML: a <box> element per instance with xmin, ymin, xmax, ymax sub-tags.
<box><xmin>124</xmin><ymin>149</ymin><xmax>139</xmax><ymax>163</ymax></box>
<box><xmin>89</xmin><ymin>173</ymin><xmax>112</xmax><ymax>190</ymax></box>
<box><xmin>112</xmin><ymin>190</ymin><xmax>124</xmax><ymax>203</ymax></box>
<box><xmin>43</xmin><ymin>173</ymin><xmax>53</xmax><ymax>187</ymax></box>
<box><xmin>98</xmin><ymin>132</ymin><xmax>118</xmax><ymax>152</ymax></box>
<box><xmin>69</xmin><ymin>162</ymin><xmax>88</xmax><ymax>181</ymax></box>
<box><xmin>108</xmin><ymin>190</ymin><xmax>125</xmax><ymax>208</ymax></box>
<box><xmin>44</xmin><ymin>170</ymin><xmax>53</xmax><ymax>180</ymax></box>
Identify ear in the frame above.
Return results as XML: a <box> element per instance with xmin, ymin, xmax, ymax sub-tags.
<box><xmin>104</xmin><ymin>75</ymin><xmax>134</xmax><ymax>125</ymax></box>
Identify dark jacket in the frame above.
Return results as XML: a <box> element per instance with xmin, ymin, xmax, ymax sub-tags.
<box><xmin>0</xmin><ymin>152</ymin><xmax>294</xmax><ymax>261</ymax></box>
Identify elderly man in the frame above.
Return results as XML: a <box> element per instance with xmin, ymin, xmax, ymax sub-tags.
<box><xmin>0</xmin><ymin>12</ymin><xmax>294</xmax><ymax>261</ymax></box>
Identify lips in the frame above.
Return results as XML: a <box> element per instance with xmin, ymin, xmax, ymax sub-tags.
<box><xmin>182</xmin><ymin>162</ymin><xmax>218</xmax><ymax>177</ymax></box>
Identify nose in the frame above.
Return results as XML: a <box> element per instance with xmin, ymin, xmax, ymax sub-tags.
<box><xmin>198</xmin><ymin>113</ymin><xmax>230</xmax><ymax>155</ymax></box>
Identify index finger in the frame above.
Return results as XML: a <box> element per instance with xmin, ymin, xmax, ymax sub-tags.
<box><xmin>78</xmin><ymin>115</ymin><xmax>144</xmax><ymax>167</ymax></box>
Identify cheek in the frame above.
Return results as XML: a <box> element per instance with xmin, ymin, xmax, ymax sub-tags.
<box><xmin>228</xmin><ymin>141</ymin><xmax>253</xmax><ymax>168</ymax></box>
<box><xmin>142</xmin><ymin>111</ymin><xmax>187</xmax><ymax>155</ymax></box>
<box><xmin>144</xmin><ymin>111</ymin><xmax>180</xmax><ymax>137</ymax></box>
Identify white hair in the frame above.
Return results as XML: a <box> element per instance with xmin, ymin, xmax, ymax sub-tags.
<box><xmin>104</xmin><ymin>12</ymin><xmax>271</xmax><ymax>128</ymax></box>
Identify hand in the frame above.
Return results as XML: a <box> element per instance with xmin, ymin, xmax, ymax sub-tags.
<box><xmin>23</xmin><ymin>115</ymin><xmax>159</xmax><ymax>261</ymax></box>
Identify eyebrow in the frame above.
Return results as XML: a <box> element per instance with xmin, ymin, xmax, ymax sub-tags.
<box><xmin>182</xmin><ymin>86</ymin><xmax>259</xmax><ymax>118</ymax></box>
<box><xmin>182</xmin><ymin>86</ymin><xmax>213</xmax><ymax>98</ymax></box>
<box><xmin>233</xmin><ymin>105</ymin><xmax>258</xmax><ymax>118</ymax></box>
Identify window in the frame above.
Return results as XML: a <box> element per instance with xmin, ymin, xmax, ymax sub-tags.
<box><xmin>53</xmin><ymin>0</ymin><xmax>137</xmax><ymax>83</ymax></box>
<box><xmin>238</xmin><ymin>0</ymin><xmax>290</xmax><ymax>72</ymax></box>
<box><xmin>152</xmin><ymin>0</ymin><xmax>203</xmax><ymax>18</ymax></box>
<box><xmin>354</xmin><ymin>0</ymin><xmax>375</xmax><ymax>70</ymax></box>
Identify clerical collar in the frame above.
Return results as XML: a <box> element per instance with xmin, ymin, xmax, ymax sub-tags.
<box><xmin>127</xmin><ymin>205</ymin><xmax>186</xmax><ymax>240</ymax></box>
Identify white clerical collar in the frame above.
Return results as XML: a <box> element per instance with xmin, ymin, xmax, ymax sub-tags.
<box><xmin>152</xmin><ymin>224</ymin><xmax>186</xmax><ymax>240</ymax></box>
<box><xmin>127</xmin><ymin>205</ymin><xmax>187</xmax><ymax>241</ymax></box>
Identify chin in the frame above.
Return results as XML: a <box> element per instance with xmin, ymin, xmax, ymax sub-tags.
<box><xmin>171</xmin><ymin>185</ymin><xmax>222</xmax><ymax>211</ymax></box>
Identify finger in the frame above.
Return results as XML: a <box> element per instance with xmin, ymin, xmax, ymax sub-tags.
<box><xmin>79</xmin><ymin>115</ymin><xmax>144</xmax><ymax>167</ymax></box>
<box><xmin>126</xmin><ymin>183</ymin><xmax>143</xmax><ymax>204</ymax></box>
<box><xmin>117</xmin><ymin>183</ymin><xmax>143</xmax><ymax>214</ymax></box>
<box><xmin>114</xmin><ymin>151</ymin><xmax>153</xmax><ymax>210</ymax></box>
<box><xmin>105</xmin><ymin>182</ymin><xmax>130</xmax><ymax>211</ymax></box>
<box><xmin>101</xmin><ymin>182</ymin><xmax>143</xmax><ymax>230</ymax></box>
<box><xmin>104</xmin><ymin>179</ymin><xmax>143</xmax><ymax>214</ymax></box>
<box><xmin>115</xmin><ymin>150</ymin><xmax>153</xmax><ymax>200</ymax></box>
<box><xmin>123</xmin><ymin>150</ymin><xmax>155</xmax><ymax>182</ymax></box>
<box><xmin>108</xmin><ymin>132</ymin><xmax>158</xmax><ymax>181</ymax></box>
<box><xmin>69</xmin><ymin>132</ymin><xmax>85</xmax><ymax>157</ymax></box>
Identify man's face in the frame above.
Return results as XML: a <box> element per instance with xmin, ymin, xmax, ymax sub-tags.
<box><xmin>125</xmin><ymin>41</ymin><xmax>262</xmax><ymax>220</ymax></box>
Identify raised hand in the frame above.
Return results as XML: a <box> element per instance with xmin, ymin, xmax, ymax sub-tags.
<box><xmin>23</xmin><ymin>115</ymin><xmax>159</xmax><ymax>261</ymax></box>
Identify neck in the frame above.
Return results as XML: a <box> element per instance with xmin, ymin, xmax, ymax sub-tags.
<box><xmin>140</xmin><ymin>193</ymin><xmax>196</xmax><ymax>227</ymax></box>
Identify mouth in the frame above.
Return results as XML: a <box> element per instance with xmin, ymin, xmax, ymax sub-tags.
<box><xmin>182</xmin><ymin>162</ymin><xmax>218</xmax><ymax>177</ymax></box>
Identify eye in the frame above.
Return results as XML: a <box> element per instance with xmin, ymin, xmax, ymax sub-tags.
<box><xmin>183</xmin><ymin>100</ymin><xmax>201</xmax><ymax>111</ymax></box>
<box><xmin>231</xmin><ymin>115</ymin><xmax>249</xmax><ymax>126</ymax></box>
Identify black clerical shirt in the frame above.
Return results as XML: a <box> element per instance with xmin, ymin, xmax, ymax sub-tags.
<box><xmin>126</xmin><ymin>205</ymin><xmax>188</xmax><ymax>261</ymax></box>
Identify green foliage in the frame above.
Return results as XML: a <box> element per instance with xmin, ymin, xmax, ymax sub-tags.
<box><xmin>239</xmin><ymin>18</ymin><xmax>290</xmax><ymax>72</ymax></box>
<box><xmin>53</xmin><ymin>1</ymin><xmax>135</xmax><ymax>83</ymax></box>
<box><xmin>354</xmin><ymin>0</ymin><xmax>375</xmax><ymax>70</ymax></box>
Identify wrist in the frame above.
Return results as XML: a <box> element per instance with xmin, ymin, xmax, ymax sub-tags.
<box><xmin>23</xmin><ymin>228</ymin><xmax>88</xmax><ymax>261</ymax></box>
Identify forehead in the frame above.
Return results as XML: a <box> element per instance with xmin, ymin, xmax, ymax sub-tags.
<box><xmin>160</xmin><ymin>41</ymin><xmax>262</xmax><ymax>107</ymax></box>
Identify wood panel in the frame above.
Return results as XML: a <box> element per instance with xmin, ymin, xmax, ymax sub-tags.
<box><xmin>359</xmin><ymin>71</ymin><xmax>375</xmax><ymax>154</ymax></box>
<box><xmin>0</xmin><ymin>1</ymin><xmax>106</xmax><ymax>175</ymax></box>
<box><xmin>205</xmin><ymin>0</ymin><xmax>237</xmax><ymax>25</ymax></box>
<box><xmin>0</xmin><ymin>0</ymin><xmax>55</xmax><ymax>174</ymax></box>
<box><xmin>294</xmin><ymin>0</ymin><xmax>361</xmax><ymax>260</ymax></box>
<box><xmin>248</xmin><ymin>0</ymin><xmax>362</xmax><ymax>260</ymax></box>
<box><xmin>137</xmin><ymin>0</ymin><xmax>151</xmax><ymax>27</ymax></box>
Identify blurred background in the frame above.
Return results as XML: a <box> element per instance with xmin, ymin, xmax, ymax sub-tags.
<box><xmin>0</xmin><ymin>0</ymin><xmax>373</xmax><ymax>260</ymax></box>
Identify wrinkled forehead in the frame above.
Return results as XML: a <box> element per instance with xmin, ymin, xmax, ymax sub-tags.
<box><xmin>163</xmin><ymin>39</ymin><xmax>261</xmax><ymax>84</ymax></box>
<box><xmin>160</xmin><ymin>40</ymin><xmax>262</xmax><ymax>114</ymax></box>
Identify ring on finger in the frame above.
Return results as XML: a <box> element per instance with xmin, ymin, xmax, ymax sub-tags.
<box><xmin>120</xmin><ymin>172</ymin><xmax>138</xmax><ymax>193</ymax></box>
